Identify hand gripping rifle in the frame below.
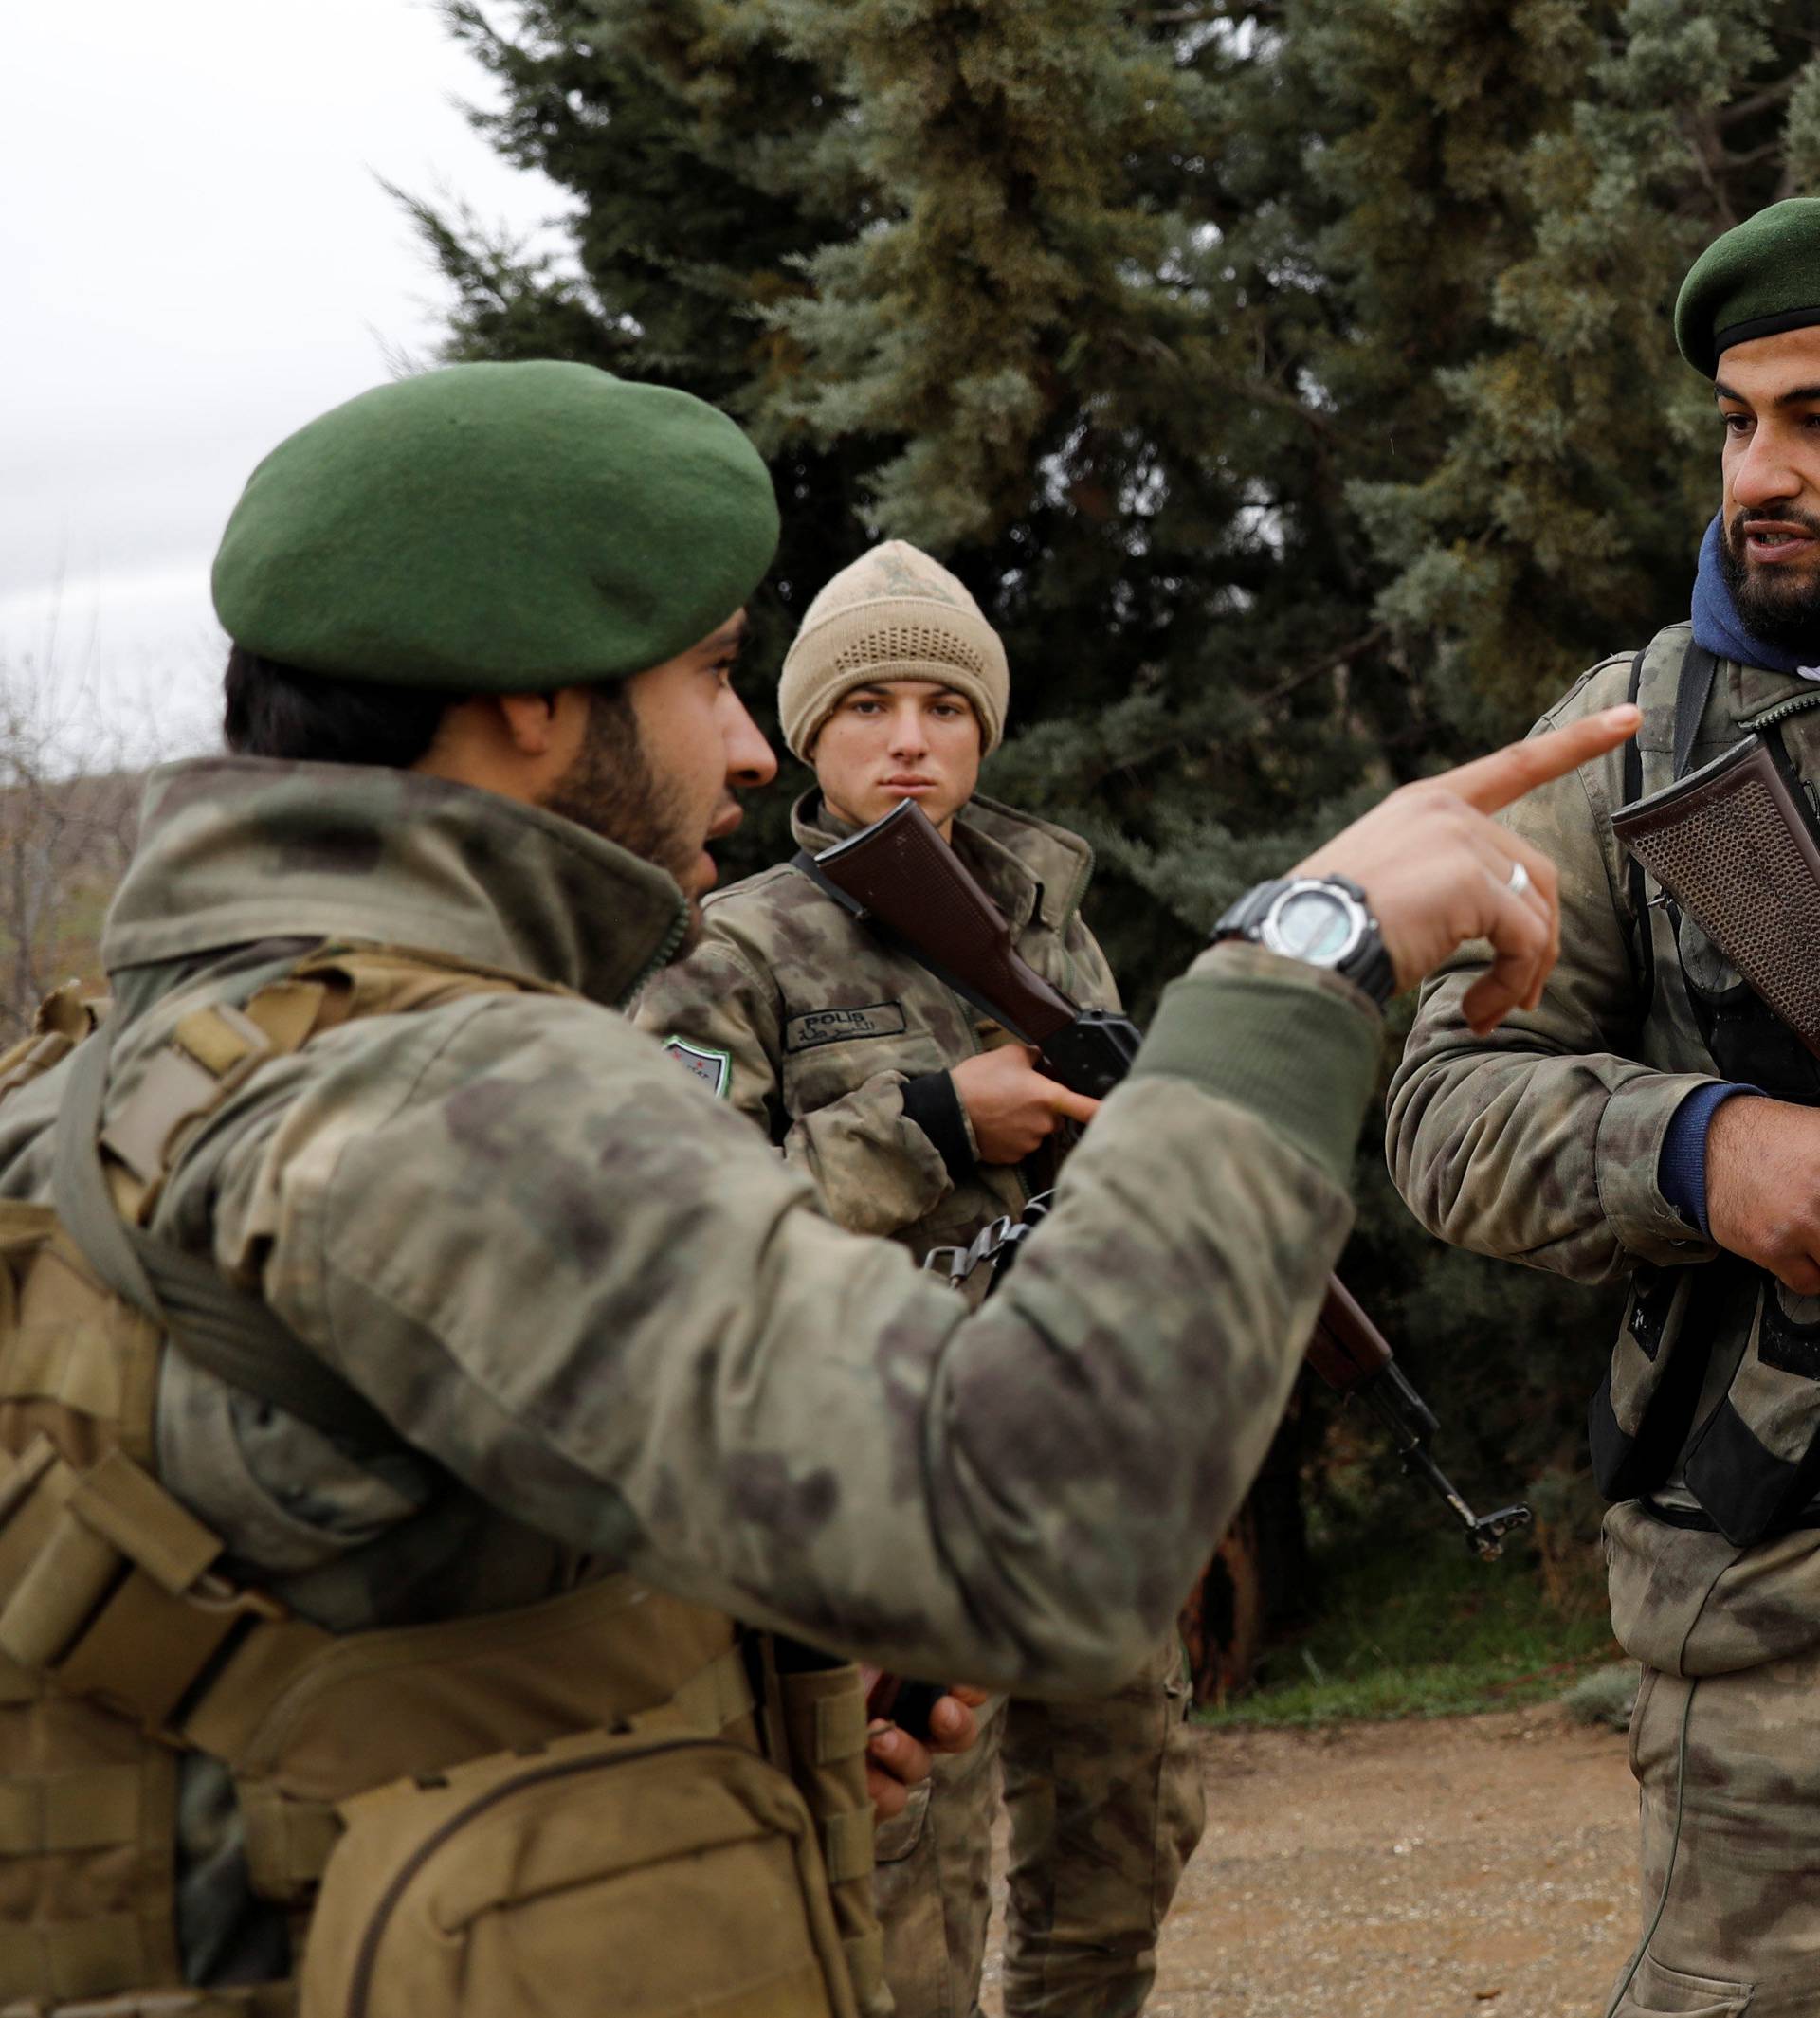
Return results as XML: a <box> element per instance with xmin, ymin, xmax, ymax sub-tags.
<box><xmin>801</xmin><ymin>800</ymin><xmax>1532</xmax><ymax>1563</ymax></box>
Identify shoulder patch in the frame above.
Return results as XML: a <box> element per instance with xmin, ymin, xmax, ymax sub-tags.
<box><xmin>783</xmin><ymin>1003</ymin><xmax>909</xmax><ymax>1052</ymax></box>
<box><xmin>660</xmin><ymin>1036</ymin><xmax>733</xmax><ymax>1099</ymax></box>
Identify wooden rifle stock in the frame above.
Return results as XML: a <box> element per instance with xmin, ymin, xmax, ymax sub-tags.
<box><xmin>1309</xmin><ymin>1276</ymin><xmax>1401</xmax><ymax>1401</ymax></box>
<box><xmin>808</xmin><ymin>800</ymin><xmax>1079</xmax><ymax>1045</ymax></box>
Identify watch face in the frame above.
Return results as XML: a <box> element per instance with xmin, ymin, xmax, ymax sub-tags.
<box><xmin>1265</xmin><ymin>885</ymin><xmax>1362</xmax><ymax>965</ymax></box>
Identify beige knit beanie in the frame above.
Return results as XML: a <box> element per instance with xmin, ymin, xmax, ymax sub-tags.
<box><xmin>779</xmin><ymin>540</ymin><xmax>1010</xmax><ymax>759</ymax></box>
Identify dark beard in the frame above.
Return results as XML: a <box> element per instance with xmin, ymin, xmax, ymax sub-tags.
<box><xmin>537</xmin><ymin>687</ymin><xmax>705</xmax><ymax>952</ymax></box>
<box><xmin>1720</xmin><ymin>508</ymin><xmax>1820</xmax><ymax>652</ymax></box>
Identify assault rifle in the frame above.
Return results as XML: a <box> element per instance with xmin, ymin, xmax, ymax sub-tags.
<box><xmin>801</xmin><ymin>798</ymin><xmax>1530</xmax><ymax>1561</ymax></box>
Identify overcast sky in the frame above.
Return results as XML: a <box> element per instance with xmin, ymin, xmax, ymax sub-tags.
<box><xmin>1</xmin><ymin>1</ymin><xmax>558</xmax><ymax>762</ymax></box>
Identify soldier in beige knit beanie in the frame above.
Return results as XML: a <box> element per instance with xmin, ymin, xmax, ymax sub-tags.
<box><xmin>778</xmin><ymin>540</ymin><xmax>1010</xmax><ymax>760</ymax></box>
<box><xmin>644</xmin><ymin>539</ymin><xmax>1207</xmax><ymax>2018</ymax></box>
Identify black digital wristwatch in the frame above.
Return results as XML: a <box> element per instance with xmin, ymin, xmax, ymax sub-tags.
<box><xmin>1211</xmin><ymin>875</ymin><xmax>1396</xmax><ymax>1008</ymax></box>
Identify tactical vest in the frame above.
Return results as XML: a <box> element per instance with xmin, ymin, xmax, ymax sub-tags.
<box><xmin>0</xmin><ymin>945</ymin><xmax>885</xmax><ymax>2015</ymax></box>
<box><xmin>1593</xmin><ymin>625</ymin><xmax>1820</xmax><ymax>1545</ymax></box>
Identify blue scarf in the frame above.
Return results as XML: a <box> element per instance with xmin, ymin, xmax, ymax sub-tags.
<box><xmin>1690</xmin><ymin>513</ymin><xmax>1820</xmax><ymax>678</ymax></box>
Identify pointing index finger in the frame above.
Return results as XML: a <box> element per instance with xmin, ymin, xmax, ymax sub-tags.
<box><xmin>1444</xmin><ymin>705</ymin><xmax>1642</xmax><ymax>815</ymax></box>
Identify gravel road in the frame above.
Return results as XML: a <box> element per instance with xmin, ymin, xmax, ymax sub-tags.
<box><xmin>979</xmin><ymin>1702</ymin><xmax>1638</xmax><ymax>2018</ymax></box>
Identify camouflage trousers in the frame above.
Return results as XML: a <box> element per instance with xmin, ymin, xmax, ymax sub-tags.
<box><xmin>1606</xmin><ymin>1648</ymin><xmax>1820</xmax><ymax>2016</ymax></box>
<box><xmin>873</xmin><ymin>1633</ymin><xmax>1204</xmax><ymax>2018</ymax></box>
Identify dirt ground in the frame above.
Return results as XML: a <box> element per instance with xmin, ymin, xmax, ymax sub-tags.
<box><xmin>979</xmin><ymin>1702</ymin><xmax>1639</xmax><ymax>2018</ymax></box>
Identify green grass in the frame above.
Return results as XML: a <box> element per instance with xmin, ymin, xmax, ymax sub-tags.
<box><xmin>1196</xmin><ymin>1525</ymin><xmax>1619</xmax><ymax>1730</ymax></box>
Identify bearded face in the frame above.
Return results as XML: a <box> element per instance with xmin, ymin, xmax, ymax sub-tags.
<box><xmin>537</xmin><ymin>685</ymin><xmax>710</xmax><ymax>953</ymax></box>
<box><xmin>1720</xmin><ymin>504</ymin><xmax>1820</xmax><ymax>652</ymax></box>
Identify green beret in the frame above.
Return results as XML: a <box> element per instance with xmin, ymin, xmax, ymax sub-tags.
<box><xmin>1676</xmin><ymin>199</ymin><xmax>1820</xmax><ymax>377</ymax></box>
<box><xmin>212</xmin><ymin>361</ymin><xmax>779</xmax><ymax>688</ymax></box>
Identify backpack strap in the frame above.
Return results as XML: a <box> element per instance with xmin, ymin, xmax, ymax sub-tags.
<box><xmin>51</xmin><ymin>1018</ymin><xmax>407</xmax><ymax>1458</ymax></box>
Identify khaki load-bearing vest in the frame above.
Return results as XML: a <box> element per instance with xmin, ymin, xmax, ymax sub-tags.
<box><xmin>0</xmin><ymin>947</ymin><xmax>886</xmax><ymax>2016</ymax></box>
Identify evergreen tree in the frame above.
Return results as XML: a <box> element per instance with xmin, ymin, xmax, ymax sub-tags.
<box><xmin>415</xmin><ymin>1</ymin><xmax>1414</xmax><ymax>971</ymax></box>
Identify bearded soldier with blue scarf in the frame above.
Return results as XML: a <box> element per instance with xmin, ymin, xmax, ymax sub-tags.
<box><xmin>1391</xmin><ymin>200</ymin><xmax>1820</xmax><ymax>2016</ymax></box>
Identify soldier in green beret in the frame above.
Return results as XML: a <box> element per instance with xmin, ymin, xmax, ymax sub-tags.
<box><xmin>0</xmin><ymin>358</ymin><xmax>1629</xmax><ymax>2013</ymax></box>
<box><xmin>1392</xmin><ymin>199</ymin><xmax>1820</xmax><ymax>2016</ymax></box>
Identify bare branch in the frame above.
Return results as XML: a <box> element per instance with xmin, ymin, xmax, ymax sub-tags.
<box><xmin>0</xmin><ymin>656</ymin><xmax>155</xmax><ymax>1041</ymax></box>
<box><xmin>1715</xmin><ymin>73</ymin><xmax>1800</xmax><ymax>133</ymax></box>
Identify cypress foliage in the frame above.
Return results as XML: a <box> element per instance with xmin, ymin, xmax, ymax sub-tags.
<box><xmin>410</xmin><ymin>0</ymin><xmax>1820</xmax><ymax>1573</ymax></box>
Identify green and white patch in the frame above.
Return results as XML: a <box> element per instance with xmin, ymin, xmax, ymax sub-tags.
<box><xmin>660</xmin><ymin>1035</ymin><xmax>733</xmax><ymax>1100</ymax></box>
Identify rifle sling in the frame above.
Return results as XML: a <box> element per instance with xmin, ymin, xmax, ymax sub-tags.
<box><xmin>1673</xmin><ymin>641</ymin><xmax>1720</xmax><ymax>781</ymax></box>
<box><xmin>52</xmin><ymin>1024</ymin><xmax>409</xmax><ymax>1458</ymax></box>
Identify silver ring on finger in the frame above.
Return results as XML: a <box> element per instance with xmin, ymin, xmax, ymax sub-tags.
<box><xmin>1504</xmin><ymin>859</ymin><xmax>1530</xmax><ymax>900</ymax></box>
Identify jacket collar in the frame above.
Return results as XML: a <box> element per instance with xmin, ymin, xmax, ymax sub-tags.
<box><xmin>103</xmin><ymin>757</ymin><xmax>688</xmax><ymax>1008</ymax></box>
<box><xmin>789</xmin><ymin>789</ymin><xmax>1095</xmax><ymax>936</ymax></box>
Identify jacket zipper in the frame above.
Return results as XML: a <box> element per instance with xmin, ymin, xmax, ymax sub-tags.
<box><xmin>344</xmin><ymin>1734</ymin><xmax>749</xmax><ymax>2017</ymax></box>
<box><xmin>1741</xmin><ymin>689</ymin><xmax>1820</xmax><ymax>735</ymax></box>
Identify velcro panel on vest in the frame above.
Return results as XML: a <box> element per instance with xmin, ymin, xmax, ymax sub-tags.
<box><xmin>100</xmin><ymin>1002</ymin><xmax>280</xmax><ymax>1192</ymax></box>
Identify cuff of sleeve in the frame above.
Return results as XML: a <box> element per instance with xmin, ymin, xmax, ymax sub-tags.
<box><xmin>901</xmin><ymin>1071</ymin><xmax>976</xmax><ymax>1184</ymax></box>
<box><xmin>1130</xmin><ymin>941</ymin><xmax>1382</xmax><ymax>1189</ymax></box>
<box><xmin>1658</xmin><ymin>1082</ymin><xmax>1756</xmax><ymax>1239</ymax></box>
<box><xmin>1596</xmin><ymin>1070</ymin><xmax>1731</xmax><ymax>1259</ymax></box>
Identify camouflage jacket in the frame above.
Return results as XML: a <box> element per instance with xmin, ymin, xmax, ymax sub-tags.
<box><xmin>1388</xmin><ymin>621</ymin><xmax>1820</xmax><ymax>1677</ymax></box>
<box><xmin>0</xmin><ymin>756</ymin><xmax>1381</xmax><ymax>1697</ymax></box>
<box><xmin>631</xmin><ymin>791</ymin><xmax>1119</xmax><ymax>1259</ymax></box>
